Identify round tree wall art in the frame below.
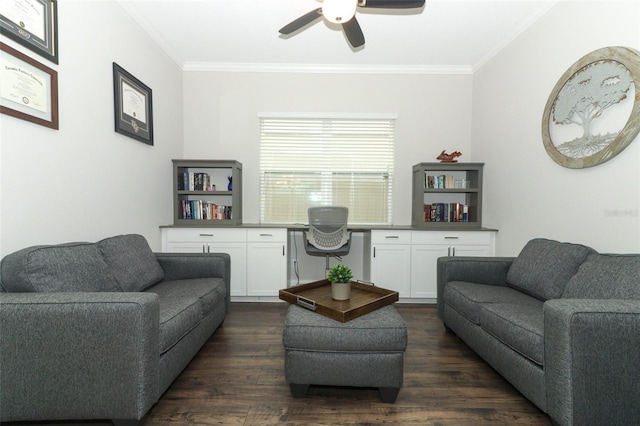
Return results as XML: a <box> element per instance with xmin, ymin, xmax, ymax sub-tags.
<box><xmin>542</xmin><ymin>46</ymin><xmax>640</xmax><ymax>168</ymax></box>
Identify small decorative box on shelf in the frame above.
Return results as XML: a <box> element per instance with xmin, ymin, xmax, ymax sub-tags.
<box><xmin>279</xmin><ymin>279</ymin><xmax>398</xmax><ymax>323</ymax></box>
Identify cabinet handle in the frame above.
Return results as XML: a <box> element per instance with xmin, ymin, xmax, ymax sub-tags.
<box><xmin>260</xmin><ymin>233</ymin><xmax>273</xmax><ymax>237</ymax></box>
<box><xmin>373</xmin><ymin>247</ymin><xmax>376</xmax><ymax>257</ymax></box>
<box><xmin>202</xmin><ymin>244</ymin><xmax>206</xmax><ymax>253</ymax></box>
<box><xmin>282</xmin><ymin>245</ymin><xmax>285</xmax><ymax>256</ymax></box>
<box><xmin>199</xmin><ymin>233</ymin><xmax>214</xmax><ymax>237</ymax></box>
<box><xmin>444</xmin><ymin>236</ymin><xmax>459</xmax><ymax>240</ymax></box>
<box><xmin>385</xmin><ymin>235</ymin><xmax>400</xmax><ymax>239</ymax></box>
<box><xmin>452</xmin><ymin>246</ymin><xmax>456</xmax><ymax>256</ymax></box>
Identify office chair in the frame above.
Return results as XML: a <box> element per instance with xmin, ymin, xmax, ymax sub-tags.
<box><xmin>304</xmin><ymin>206</ymin><xmax>351</xmax><ymax>272</ymax></box>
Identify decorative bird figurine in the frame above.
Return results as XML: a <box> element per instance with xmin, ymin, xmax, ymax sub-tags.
<box><xmin>436</xmin><ymin>150</ymin><xmax>462</xmax><ymax>163</ymax></box>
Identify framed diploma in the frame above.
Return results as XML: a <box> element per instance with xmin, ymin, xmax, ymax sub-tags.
<box><xmin>0</xmin><ymin>42</ymin><xmax>58</xmax><ymax>129</ymax></box>
<box><xmin>113</xmin><ymin>62</ymin><xmax>154</xmax><ymax>145</ymax></box>
<box><xmin>0</xmin><ymin>0</ymin><xmax>58</xmax><ymax>64</ymax></box>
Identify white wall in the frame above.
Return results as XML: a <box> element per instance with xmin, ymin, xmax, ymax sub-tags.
<box><xmin>182</xmin><ymin>71</ymin><xmax>474</xmax><ymax>225</ymax></box>
<box><xmin>0</xmin><ymin>0</ymin><xmax>183</xmax><ymax>255</ymax></box>
<box><xmin>473</xmin><ymin>1</ymin><xmax>640</xmax><ymax>255</ymax></box>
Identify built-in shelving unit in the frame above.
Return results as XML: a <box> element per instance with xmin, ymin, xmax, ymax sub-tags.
<box><xmin>411</xmin><ymin>162</ymin><xmax>483</xmax><ymax>229</ymax></box>
<box><xmin>172</xmin><ymin>159</ymin><xmax>242</xmax><ymax>226</ymax></box>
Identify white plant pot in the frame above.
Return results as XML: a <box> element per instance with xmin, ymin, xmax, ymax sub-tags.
<box><xmin>331</xmin><ymin>282</ymin><xmax>351</xmax><ymax>300</ymax></box>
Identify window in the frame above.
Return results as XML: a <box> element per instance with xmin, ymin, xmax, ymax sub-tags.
<box><xmin>259</xmin><ymin>115</ymin><xmax>395</xmax><ymax>225</ymax></box>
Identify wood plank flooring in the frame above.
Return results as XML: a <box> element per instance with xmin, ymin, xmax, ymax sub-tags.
<box><xmin>4</xmin><ymin>303</ymin><xmax>551</xmax><ymax>425</ymax></box>
<box><xmin>145</xmin><ymin>302</ymin><xmax>550</xmax><ymax>425</ymax></box>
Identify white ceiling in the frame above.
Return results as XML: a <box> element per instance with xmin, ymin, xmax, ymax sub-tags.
<box><xmin>118</xmin><ymin>0</ymin><xmax>557</xmax><ymax>73</ymax></box>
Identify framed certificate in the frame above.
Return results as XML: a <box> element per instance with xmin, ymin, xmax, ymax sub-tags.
<box><xmin>0</xmin><ymin>0</ymin><xmax>58</xmax><ymax>64</ymax></box>
<box><xmin>113</xmin><ymin>62</ymin><xmax>154</xmax><ymax>145</ymax></box>
<box><xmin>0</xmin><ymin>42</ymin><xmax>58</xmax><ymax>129</ymax></box>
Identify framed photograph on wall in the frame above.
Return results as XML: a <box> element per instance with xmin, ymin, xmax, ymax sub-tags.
<box><xmin>0</xmin><ymin>0</ymin><xmax>58</xmax><ymax>64</ymax></box>
<box><xmin>0</xmin><ymin>42</ymin><xmax>59</xmax><ymax>129</ymax></box>
<box><xmin>113</xmin><ymin>62</ymin><xmax>154</xmax><ymax>145</ymax></box>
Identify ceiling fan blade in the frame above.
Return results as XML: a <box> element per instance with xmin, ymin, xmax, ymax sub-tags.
<box><xmin>342</xmin><ymin>17</ymin><xmax>365</xmax><ymax>48</ymax></box>
<box><xmin>360</xmin><ymin>0</ymin><xmax>425</xmax><ymax>8</ymax></box>
<box><xmin>279</xmin><ymin>8</ymin><xmax>323</xmax><ymax>34</ymax></box>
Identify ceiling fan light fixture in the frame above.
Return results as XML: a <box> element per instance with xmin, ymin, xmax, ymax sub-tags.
<box><xmin>322</xmin><ymin>0</ymin><xmax>357</xmax><ymax>24</ymax></box>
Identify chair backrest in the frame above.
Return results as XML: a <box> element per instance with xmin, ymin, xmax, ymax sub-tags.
<box><xmin>306</xmin><ymin>206</ymin><xmax>350</xmax><ymax>250</ymax></box>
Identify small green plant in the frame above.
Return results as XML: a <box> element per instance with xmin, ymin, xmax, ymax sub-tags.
<box><xmin>327</xmin><ymin>264</ymin><xmax>353</xmax><ymax>283</ymax></box>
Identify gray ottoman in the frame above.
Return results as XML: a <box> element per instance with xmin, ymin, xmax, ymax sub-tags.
<box><xmin>283</xmin><ymin>304</ymin><xmax>407</xmax><ymax>403</ymax></box>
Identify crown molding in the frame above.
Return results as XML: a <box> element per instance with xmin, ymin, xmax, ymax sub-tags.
<box><xmin>472</xmin><ymin>1</ymin><xmax>558</xmax><ymax>72</ymax></box>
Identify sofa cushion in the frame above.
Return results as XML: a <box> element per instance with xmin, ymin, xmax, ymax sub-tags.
<box><xmin>506</xmin><ymin>238</ymin><xmax>596</xmax><ymax>301</ymax></box>
<box><xmin>563</xmin><ymin>253</ymin><xmax>640</xmax><ymax>300</ymax></box>
<box><xmin>0</xmin><ymin>243</ymin><xmax>121</xmax><ymax>293</ymax></box>
<box><xmin>443</xmin><ymin>281</ymin><xmax>536</xmax><ymax>325</ymax></box>
<box><xmin>480</xmin><ymin>301</ymin><xmax>545</xmax><ymax>366</ymax></box>
<box><xmin>98</xmin><ymin>234</ymin><xmax>164</xmax><ymax>292</ymax></box>
<box><xmin>146</xmin><ymin>278</ymin><xmax>226</xmax><ymax>354</ymax></box>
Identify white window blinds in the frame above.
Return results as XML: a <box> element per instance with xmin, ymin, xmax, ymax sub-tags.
<box><xmin>259</xmin><ymin>115</ymin><xmax>395</xmax><ymax>225</ymax></box>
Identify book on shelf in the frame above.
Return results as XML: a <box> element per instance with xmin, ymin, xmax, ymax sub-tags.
<box><xmin>423</xmin><ymin>203</ymin><xmax>468</xmax><ymax>222</ymax></box>
<box><xmin>177</xmin><ymin>172</ymin><xmax>215</xmax><ymax>192</ymax></box>
<box><xmin>425</xmin><ymin>173</ymin><xmax>467</xmax><ymax>189</ymax></box>
<box><xmin>180</xmin><ymin>199</ymin><xmax>232</xmax><ymax>220</ymax></box>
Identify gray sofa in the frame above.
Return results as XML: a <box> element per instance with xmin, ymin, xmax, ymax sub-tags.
<box><xmin>437</xmin><ymin>238</ymin><xmax>640</xmax><ymax>426</ymax></box>
<box><xmin>0</xmin><ymin>234</ymin><xmax>230</xmax><ymax>425</ymax></box>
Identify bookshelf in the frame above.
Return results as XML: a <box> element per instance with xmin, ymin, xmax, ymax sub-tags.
<box><xmin>172</xmin><ymin>159</ymin><xmax>242</xmax><ymax>226</ymax></box>
<box><xmin>411</xmin><ymin>162</ymin><xmax>483</xmax><ymax>229</ymax></box>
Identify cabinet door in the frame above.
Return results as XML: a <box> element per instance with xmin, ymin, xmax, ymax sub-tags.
<box><xmin>246</xmin><ymin>242</ymin><xmax>287</xmax><ymax>296</ymax></box>
<box><xmin>410</xmin><ymin>245</ymin><xmax>448</xmax><ymax>298</ymax></box>
<box><xmin>165</xmin><ymin>241</ymin><xmax>247</xmax><ymax>297</ymax></box>
<box><xmin>370</xmin><ymin>244</ymin><xmax>412</xmax><ymax>297</ymax></box>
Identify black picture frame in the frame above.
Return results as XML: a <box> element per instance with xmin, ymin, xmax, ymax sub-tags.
<box><xmin>113</xmin><ymin>62</ymin><xmax>154</xmax><ymax>145</ymax></box>
<box><xmin>0</xmin><ymin>0</ymin><xmax>58</xmax><ymax>64</ymax></box>
<box><xmin>0</xmin><ymin>42</ymin><xmax>58</xmax><ymax>129</ymax></box>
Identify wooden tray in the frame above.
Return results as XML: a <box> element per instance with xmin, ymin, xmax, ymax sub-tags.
<box><xmin>279</xmin><ymin>279</ymin><xmax>399</xmax><ymax>322</ymax></box>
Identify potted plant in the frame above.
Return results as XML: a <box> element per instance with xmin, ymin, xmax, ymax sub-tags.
<box><xmin>327</xmin><ymin>264</ymin><xmax>353</xmax><ymax>301</ymax></box>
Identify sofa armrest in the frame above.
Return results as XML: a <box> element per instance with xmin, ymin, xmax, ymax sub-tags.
<box><xmin>544</xmin><ymin>299</ymin><xmax>640</xmax><ymax>426</ymax></box>
<box><xmin>0</xmin><ymin>292</ymin><xmax>159</xmax><ymax>423</ymax></box>
<box><xmin>155</xmin><ymin>252</ymin><xmax>231</xmax><ymax>309</ymax></box>
<box><xmin>436</xmin><ymin>256</ymin><xmax>515</xmax><ymax>318</ymax></box>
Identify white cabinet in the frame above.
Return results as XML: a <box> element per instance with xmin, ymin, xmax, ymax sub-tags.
<box><xmin>410</xmin><ymin>231</ymin><xmax>494</xmax><ymax>299</ymax></box>
<box><xmin>366</xmin><ymin>230</ymin><xmax>412</xmax><ymax>297</ymax></box>
<box><xmin>161</xmin><ymin>228</ymin><xmax>247</xmax><ymax>297</ymax></box>
<box><xmin>246</xmin><ymin>229</ymin><xmax>287</xmax><ymax>296</ymax></box>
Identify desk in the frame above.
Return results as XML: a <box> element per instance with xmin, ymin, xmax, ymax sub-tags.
<box><xmin>160</xmin><ymin>225</ymin><xmax>497</xmax><ymax>303</ymax></box>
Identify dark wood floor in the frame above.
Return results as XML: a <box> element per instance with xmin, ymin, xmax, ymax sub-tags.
<box><xmin>5</xmin><ymin>303</ymin><xmax>551</xmax><ymax>425</ymax></box>
<box><xmin>144</xmin><ymin>302</ymin><xmax>550</xmax><ymax>425</ymax></box>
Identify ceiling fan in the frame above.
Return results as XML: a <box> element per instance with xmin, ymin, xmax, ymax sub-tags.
<box><xmin>279</xmin><ymin>0</ymin><xmax>426</xmax><ymax>49</ymax></box>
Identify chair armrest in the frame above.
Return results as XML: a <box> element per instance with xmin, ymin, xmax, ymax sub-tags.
<box><xmin>155</xmin><ymin>252</ymin><xmax>231</xmax><ymax>309</ymax></box>
<box><xmin>544</xmin><ymin>299</ymin><xmax>640</xmax><ymax>426</ymax></box>
<box><xmin>436</xmin><ymin>256</ymin><xmax>515</xmax><ymax>318</ymax></box>
<box><xmin>0</xmin><ymin>292</ymin><xmax>159</xmax><ymax>422</ymax></box>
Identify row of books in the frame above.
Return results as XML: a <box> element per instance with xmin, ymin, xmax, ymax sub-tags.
<box><xmin>425</xmin><ymin>173</ymin><xmax>467</xmax><ymax>189</ymax></box>
<box><xmin>423</xmin><ymin>203</ymin><xmax>469</xmax><ymax>222</ymax></box>
<box><xmin>180</xmin><ymin>200</ymin><xmax>232</xmax><ymax>220</ymax></box>
<box><xmin>177</xmin><ymin>172</ymin><xmax>216</xmax><ymax>192</ymax></box>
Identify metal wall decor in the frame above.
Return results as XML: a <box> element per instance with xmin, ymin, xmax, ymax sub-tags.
<box><xmin>542</xmin><ymin>46</ymin><xmax>640</xmax><ymax>168</ymax></box>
